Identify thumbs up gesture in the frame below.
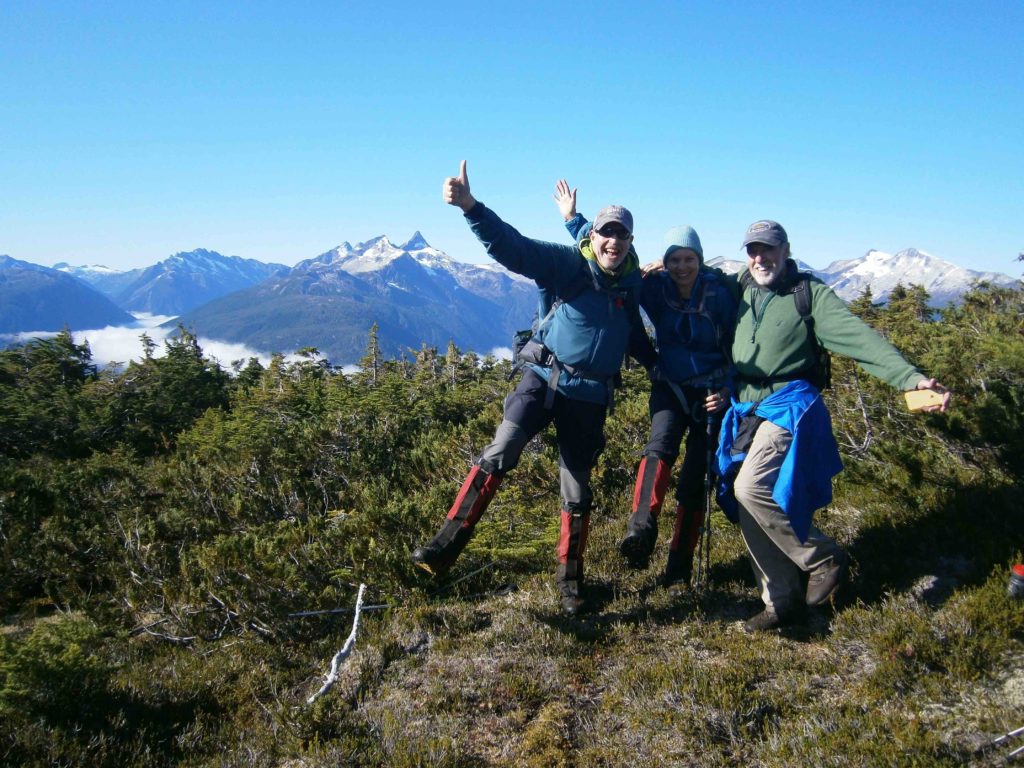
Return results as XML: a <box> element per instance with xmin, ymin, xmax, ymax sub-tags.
<box><xmin>443</xmin><ymin>160</ymin><xmax>477</xmax><ymax>212</ymax></box>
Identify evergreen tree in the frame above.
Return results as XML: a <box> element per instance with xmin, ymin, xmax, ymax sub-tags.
<box><xmin>0</xmin><ymin>329</ymin><xmax>96</xmax><ymax>458</ymax></box>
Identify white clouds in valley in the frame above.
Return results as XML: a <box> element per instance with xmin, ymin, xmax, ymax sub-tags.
<box><xmin>7</xmin><ymin>314</ymin><xmax>280</xmax><ymax>371</ymax></box>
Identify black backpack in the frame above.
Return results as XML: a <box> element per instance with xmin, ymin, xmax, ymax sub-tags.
<box><xmin>739</xmin><ymin>268</ymin><xmax>831</xmax><ymax>390</ymax></box>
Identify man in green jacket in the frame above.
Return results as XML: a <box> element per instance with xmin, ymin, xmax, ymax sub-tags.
<box><xmin>725</xmin><ymin>219</ymin><xmax>950</xmax><ymax>632</ymax></box>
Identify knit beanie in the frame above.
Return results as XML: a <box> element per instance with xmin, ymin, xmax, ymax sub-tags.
<box><xmin>662</xmin><ymin>226</ymin><xmax>703</xmax><ymax>265</ymax></box>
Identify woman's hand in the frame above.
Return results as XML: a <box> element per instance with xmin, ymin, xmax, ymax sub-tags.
<box><xmin>553</xmin><ymin>179</ymin><xmax>577</xmax><ymax>221</ymax></box>
<box><xmin>640</xmin><ymin>260</ymin><xmax>664</xmax><ymax>278</ymax></box>
<box><xmin>704</xmin><ymin>387</ymin><xmax>730</xmax><ymax>414</ymax></box>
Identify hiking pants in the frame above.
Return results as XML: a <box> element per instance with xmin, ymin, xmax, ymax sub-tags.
<box><xmin>478</xmin><ymin>368</ymin><xmax>607</xmax><ymax>512</ymax></box>
<box><xmin>732</xmin><ymin>419</ymin><xmax>843</xmax><ymax>613</ymax></box>
<box><xmin>643</xmin><ymin>381</ymin><xmax>719</xmax><ymax>511</ymax></box>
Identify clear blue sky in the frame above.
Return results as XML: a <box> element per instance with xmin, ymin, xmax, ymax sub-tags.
<box><xmin>1</xmin><ymin>1</ymin><xmax>1021</xmax><ymax>275</ymax></box>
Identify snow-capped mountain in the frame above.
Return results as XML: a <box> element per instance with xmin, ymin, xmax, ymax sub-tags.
<box><xmin>707</xmin><ymin>249</ymin><xmax>1017</xmax><ymax>306</ymax></box>
<box><xmin>820</xmin><ymin>248</ymin><xmax>1018</xmax><ymax>305</ymax></box>
<box><xmin>55</xmin><ymin>261</ymin><xmax>144</xmax><ymax>298</ymax></box>
<box><xmin>315</xmin><ymin>231</ymin><xmax>532</xmax><ymax>295</ymax></box>
<box><xmin>115</xmin><ymin>248</ymin><xmax>289</xmax><ymax>314</ymax></box>
<box><xmin>172</xmin><ymin>234</ymin><xmax>537</xmax><ymax>364</ymax></box>
<box><xmin>59</xmin><ymin>249</ymin><xmax>288</xmax><ymax>315</ymax></box>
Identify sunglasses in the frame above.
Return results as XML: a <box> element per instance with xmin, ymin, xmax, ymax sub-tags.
<box><xmin>596</xmin><ymin>225</ymin><xmax>631</xmax><ymax>240</ymax></box>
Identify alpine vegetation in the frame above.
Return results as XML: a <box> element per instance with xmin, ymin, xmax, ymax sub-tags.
<box><xmin>0</xmin><ymin>281</ymin><xmax>1022</xmax><ymax>767</ymax></box>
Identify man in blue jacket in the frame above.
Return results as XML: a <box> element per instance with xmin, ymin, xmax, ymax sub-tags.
<box><xmin>411</xmin><ymin>161</ymin><xmax>645</xmax><ymax>615</ymax></box>
<box><xmin>553</xmin><ymin>180</ymin><xmax>736</xmax><ymax>589</ymax></box>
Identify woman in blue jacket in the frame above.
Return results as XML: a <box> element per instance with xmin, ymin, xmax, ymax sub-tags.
<box><xmin>555</xmin><ymin>180</ymin><xmax>737</xmax><ymax>588</ymax></box>
<box><xmin>411</xmin><ymin>163</ymin><xmax>645</xmax><ymax>616</ymax></box>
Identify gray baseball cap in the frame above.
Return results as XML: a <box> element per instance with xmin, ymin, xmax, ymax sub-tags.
<box><xmin>593</xmin><ymin>205</ymin><xmax>634</xmax><ymax>235</ymax></box>
<box><xmin>742</xmin><ymin>219</ymin><xmax>788</xmax><ymax>248</ymax></box>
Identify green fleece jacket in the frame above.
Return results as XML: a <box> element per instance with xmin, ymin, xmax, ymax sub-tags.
<box><xmin>731</xmin><ymin>262</ymin><xmax>923</xmax><ymax>403</ymax></box>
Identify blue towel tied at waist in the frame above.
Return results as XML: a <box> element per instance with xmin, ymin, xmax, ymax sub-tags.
<box><xmin>716</xmin><ymin>379</ymin><xmax>843</xmax><ymax>542</ymax></box>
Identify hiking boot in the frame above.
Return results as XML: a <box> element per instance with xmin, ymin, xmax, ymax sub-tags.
<box><xmin>663</xmin><ymin>504</ymin><xmax>700</xmax><ymax>588</ymax></box>
<box><xmin>410</xmin><ymin>465</ymin><xmax>503</xmax><ymax>578</ymax></box>
<box><xmin>620</xmin><ymin>457</ymin><xmax>672</xmax><ymax>569</ymax></box>
<box><xmin>806</xmin><ymin>550</ymin><xmax>849</xmax><ymax>606</ymax></box>
<box><xmin>742</xmin><ymin>605</ymin><xmax>803</xmax><ymax>633</ymax></box>
<box><xmin>619</xmin><ymin>527</ymin><xmax>655</xmax><ymax>569</ymax></box>
<box><xmin>410</xmin><ymin>537</ymin><xmax>457</xmax><ymax>577</ymax></box>
<box><xmin>560</xmin><ymin>593</ymin><xmax>586</xmax><ymax>616</ymax></box>
<box><xmin>556</xmin><ymin>509</ymin><xmax>591</xmax><ymax>616</ymax></box>
<box><xmin>661</xmin><ymin>569</ymin><xmax>689</xmax><ymax>588</ymax></box>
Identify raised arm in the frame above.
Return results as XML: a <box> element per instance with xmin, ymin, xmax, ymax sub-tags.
<box><xmin>554</xmin><ymin>178</ymin><xmax>590</xmax><ymax>243</ymax></box>
<box><xmin>445</xmin><ymin>161</ymin><xmax>582</xmax><ymax>287</ymax></box>
<box><xmin>553</xmin><ymin>179</ymin><xmax>577</xmax><ymax>221</ymax></box>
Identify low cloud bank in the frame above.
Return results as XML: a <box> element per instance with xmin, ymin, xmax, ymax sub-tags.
<box><xmin>5</xmin><ymin>318</ymin><xmax>516</xmax><ymax>372</ymax></box>
<box><xmin>5</xmin><ymin>314</ymin><xmax>282</xmax><ymax>371</ymax></box>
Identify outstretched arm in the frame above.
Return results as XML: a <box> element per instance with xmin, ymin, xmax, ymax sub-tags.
<box><xmin>446</xmin><ymin>162</ymin><xmax>581</xmax><ymax>285</ymax></box>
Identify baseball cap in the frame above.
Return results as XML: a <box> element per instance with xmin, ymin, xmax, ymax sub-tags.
<box><xmin>593</xmin><ymin>205</ymin><xmax>634</xmax><ymax>235</ymax></box>
<box><xmin>742</xmin><ymin>220</ymin><xmax>788</xmax><ymax>248</ymax></box>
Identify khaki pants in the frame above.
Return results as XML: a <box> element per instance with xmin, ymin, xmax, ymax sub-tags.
<box><xmin>733</xmin><ymin>420</ymin><xmax>841</xmax><ymax>612</ymax></box>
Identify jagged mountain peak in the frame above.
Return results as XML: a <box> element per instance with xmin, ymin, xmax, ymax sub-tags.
<box><xmin>400</xmin><ymin>231</ymin><xmax>431</xmax><ymax>251</ymax></box>
<box><xmin>170</xmin><ymin>247</ymin><xmax>222</xmax><ymax>259</ymax></box>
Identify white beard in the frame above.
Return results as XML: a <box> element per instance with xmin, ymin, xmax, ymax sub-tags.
<box><xmin>749</xmin><ymin>261</ymin><xmax>783</xmax><ymax>287</ymax></box>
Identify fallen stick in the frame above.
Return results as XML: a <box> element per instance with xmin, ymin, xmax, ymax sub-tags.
<box><xmin>307</xmin><ymin>583</ymin><xmax>366</xmax><ymax>704</ymax></box>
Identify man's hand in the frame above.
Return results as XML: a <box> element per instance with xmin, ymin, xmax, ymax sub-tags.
<box><xmin>913</xmin><ymin>378</ymin><xmax>952</xmax><ymax>413</ymax></box>
<box><xmin>443</xmin><ymin>160</ymin><xmax>477</xmax><ymax>212</ymax></box>
<box><xmin>553</xmin><ymin>179</ymin><xmax>577</xmax><ymax>222</ymax></box>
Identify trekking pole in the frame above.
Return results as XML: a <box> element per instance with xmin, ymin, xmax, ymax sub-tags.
<box><xmin>694</xmin><ymin>387</ymin><xmax>716</xmax><ymax>592</ymax></box>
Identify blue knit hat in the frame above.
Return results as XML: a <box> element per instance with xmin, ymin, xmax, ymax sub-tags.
<box><xmin>662</xmin><ymin>226</ymin><xmax>703</xmax><ymax>265</ymax></box>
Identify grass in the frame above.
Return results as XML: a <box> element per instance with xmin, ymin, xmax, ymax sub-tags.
<box><xmin>4</xmin><ymin>463</ymin><xmax>1023</xmax><ymax>767</ymax></box>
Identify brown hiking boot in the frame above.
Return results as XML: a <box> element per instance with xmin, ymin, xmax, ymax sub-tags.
<box><xmin>806</xmin><ymin>550</ymin><xmax>849</xmax><ymax>606</ymax></box>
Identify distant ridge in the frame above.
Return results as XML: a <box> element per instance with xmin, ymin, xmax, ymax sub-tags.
<box><xmin>171</xmin><ymin>234</ymin><xmax>536</xmax><ymax>364</ymax></box>
<box><xmin>0</xmin><ymin>255</ymin><xmax>135</xmax><ymax>334</ymax></box>
<box><xmin>707</xmin><ymin>248</ymin><xmax>1018</xmax><ymax>305</ymax></box>
<box><xmin>59</xmin><ymin>249</ymin><xmax>289</xmax><ymax>315</ymax></box>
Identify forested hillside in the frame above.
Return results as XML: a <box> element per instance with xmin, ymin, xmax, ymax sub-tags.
<box><xmin>1</xmin><ymin>283</ymin><xmax>1022</xmax><ymax>767</ymax></box>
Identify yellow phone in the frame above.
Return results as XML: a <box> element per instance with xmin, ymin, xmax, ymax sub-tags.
<box><xmin>904</xmin><ymin>389</ymin><xmax>946</xmax><ymax>412</ymax></box>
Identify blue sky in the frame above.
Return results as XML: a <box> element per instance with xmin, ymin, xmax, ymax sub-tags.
<box><xmin>1</xmin><ymin>1</ymin><xmax>1020</xmax><ymax>275</ymax></box>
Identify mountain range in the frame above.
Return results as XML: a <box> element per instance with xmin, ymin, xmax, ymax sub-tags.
<box><xmin>2</xmin><ymin>240</ymin><xmax>1018</xmax><ymax>365</ymax></box>
<box><xmin>708</xmin><ymin>248</ymin><xmax>1018</xmax><ymax>306</ymax></box>
<box><xmin>56</xmin><ymin>249</ymin><xmax>288</xmax><ymax>315</ymax></box>
<box><xmin>0</xmin><ymin>255</ymin><xmax>135</xmax><ymax>334</ymax></box>
<box><xmin>170</xmin><ymin>233</ymin><xmax>537</xmax><ymax>363</ymax></box>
